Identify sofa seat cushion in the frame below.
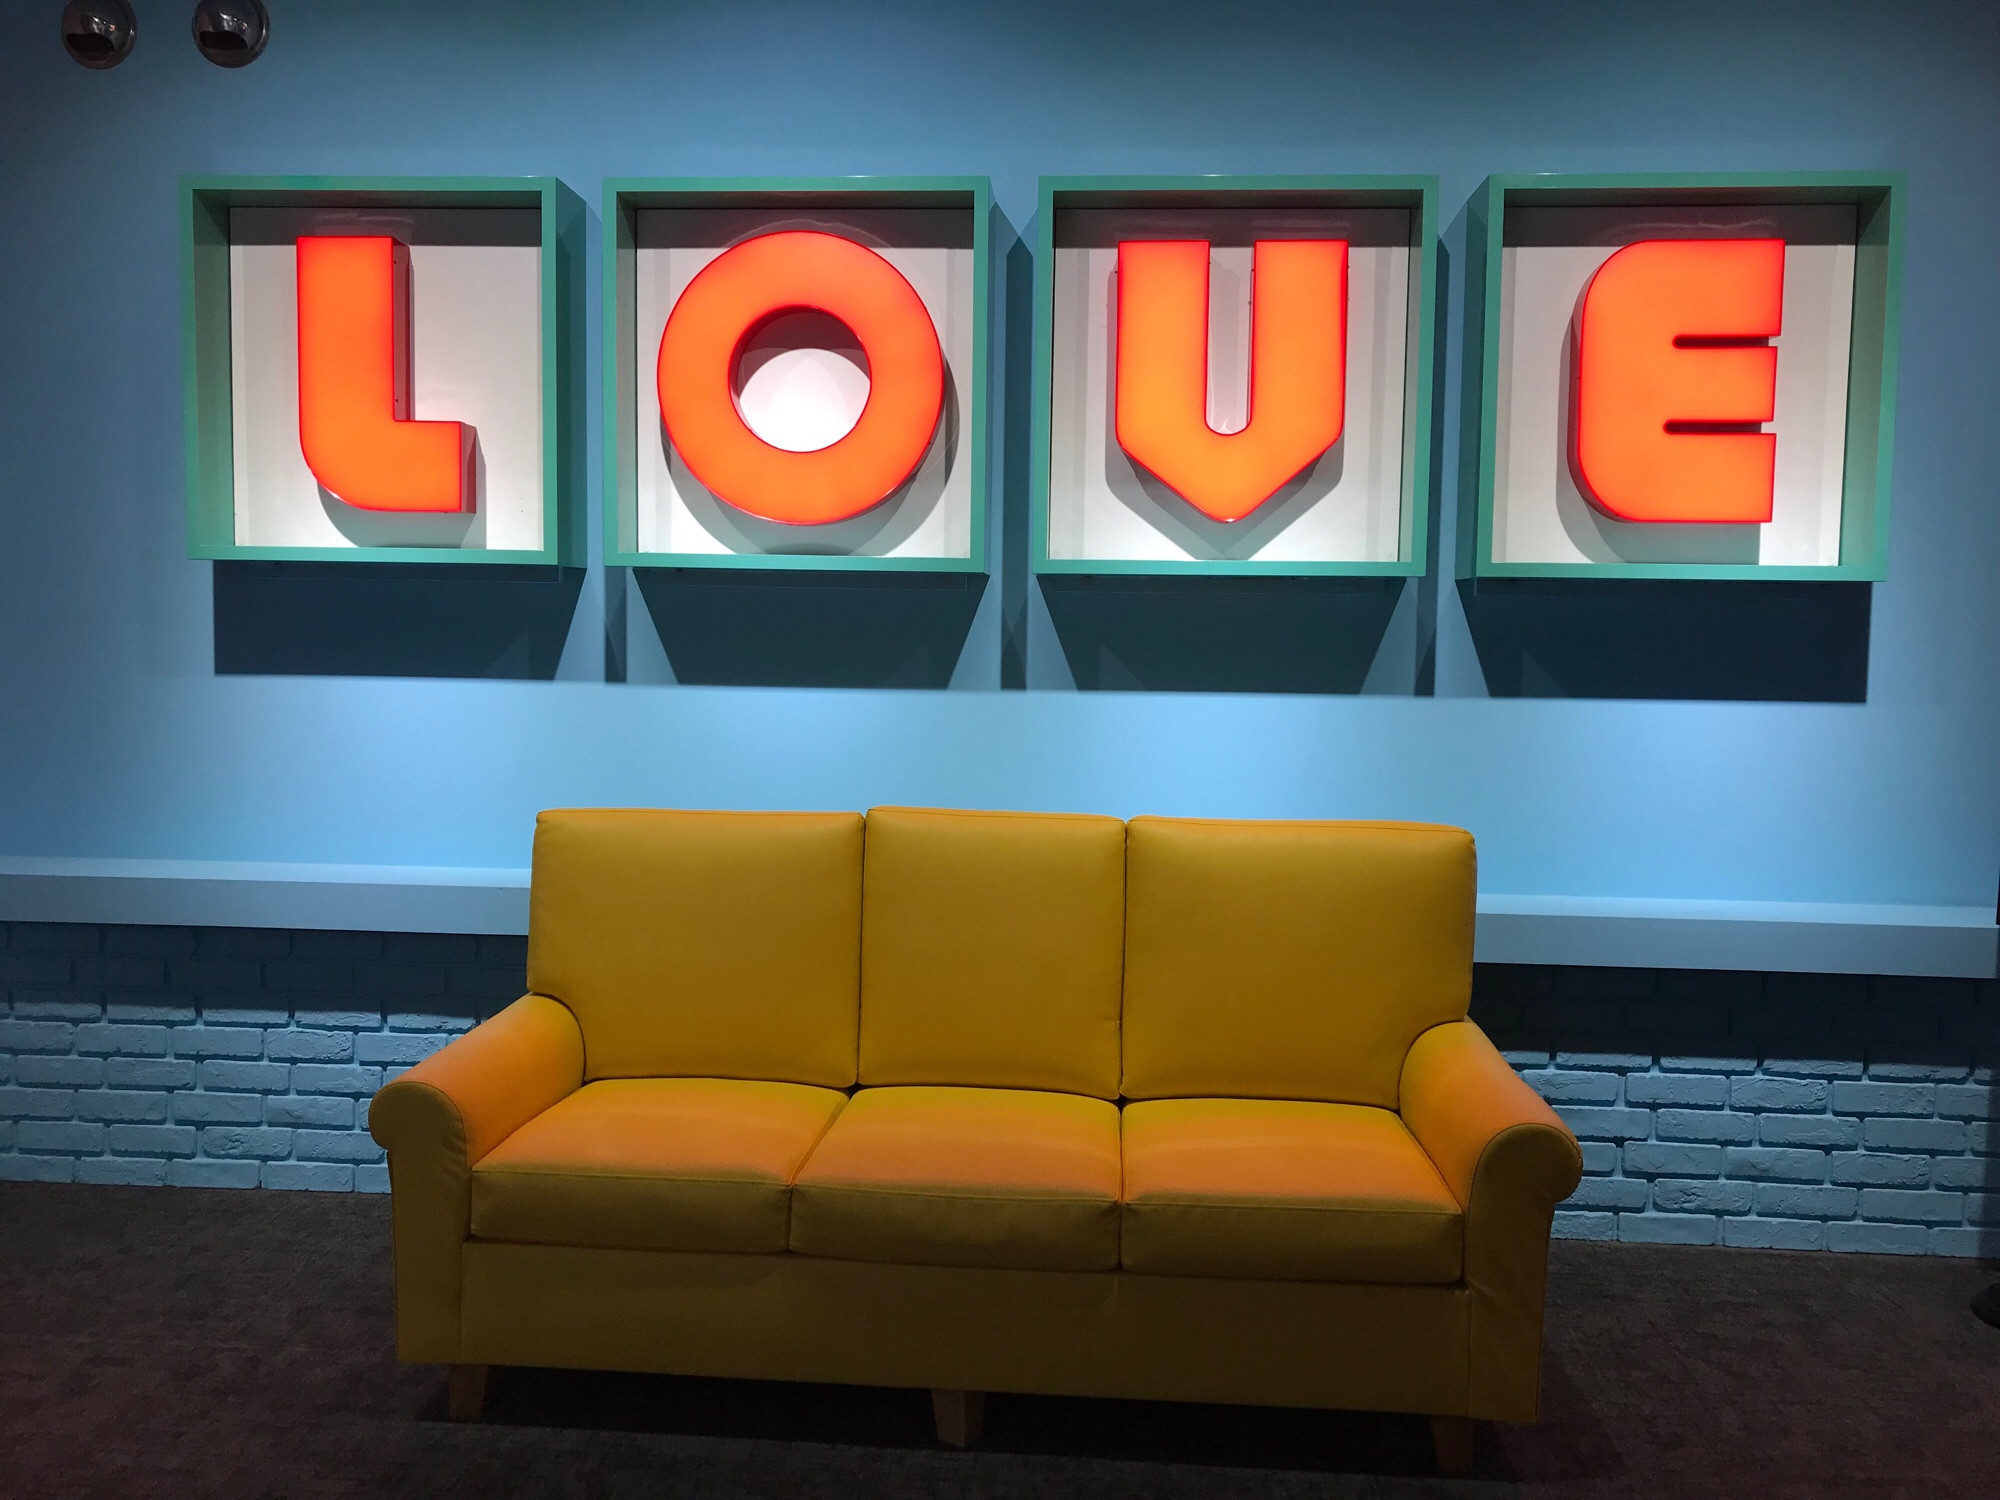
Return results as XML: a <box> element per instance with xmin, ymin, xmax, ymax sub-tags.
<box><xmin>470</xmin><ymin>1077</ymin><xmax>846</xmax><ymax>1254</ymax></box>
<box><xmin>1120</xmin><ymin>1098</ymin><xmax>1464</xmax><ymax>1284</ymax></box>
<box><xmin>790</xmin><ymin>1086</ymin><xmax>1121</xmax><ymax>1272</ymax></box>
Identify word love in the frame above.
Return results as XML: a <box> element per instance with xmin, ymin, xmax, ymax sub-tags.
<box><xmin>291</xmin><ymin>228</ymin><xmax>1787</xmax><ymax>527</ymax></box>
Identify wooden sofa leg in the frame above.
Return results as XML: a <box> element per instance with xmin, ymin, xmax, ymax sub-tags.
<box><xmin>1430</xmin><ymin>1415</ymin><xmax>1474</xmax><ymax>1474</ymax></box>
<box><xmin>447</xmin><ymin>1364</ymin><xmax>490</xmax><ymax>1423</ymax></box>
<box><xmin>931</xmin><ymin>1388</ymin><xmax>985</xmax><ymax>1447</ymax></box>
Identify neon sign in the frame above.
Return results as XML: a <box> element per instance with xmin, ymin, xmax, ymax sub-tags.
<box><xmin>1571</xmin><ymin>238</ymin><xmax>1785</xmax><ymax>525</ymax></box>
<box><xmin>656</xmin><ymin>230</ymin><xmax>945</xmax><ymax>526</ymax></box>
<box><xmin>295</xmin><ymin>235</ymin><xmax>472</xmax><ymax>514</ymax></box>
<box><xmin>1114</xmin><ymin>239</ymin><xmax>1348</xmax><ymax>524</ymax></box>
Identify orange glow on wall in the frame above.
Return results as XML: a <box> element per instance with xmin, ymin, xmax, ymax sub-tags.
<box><xmin>295</xmin><ymin>236</ymin><xmax>472</xmax><ymax>514</ymax></box>
<box><xmin>657</xmin><ymin>231</ymin><xmax>945</xmax><ymax>526</ymax></box>
<box><xmin>1113</xmin><ymin>239</ymin><xmax>1348</xmax><ymax>524</ymax></box>
<box><xmin>1571</xmin><ymin>238</ymin><xmax>1785</xmax><ymax>525</ymax></box>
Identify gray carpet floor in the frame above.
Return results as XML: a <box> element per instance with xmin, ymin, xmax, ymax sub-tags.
<box><xmin>1</xmin><ymin>1181</ymin><xmax>1995</xmax><ymax>1498</ymax></box>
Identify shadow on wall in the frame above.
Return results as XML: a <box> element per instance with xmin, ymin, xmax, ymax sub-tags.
<box><xmin>1458</xmin><ymin>579</ymin><xmax>1871</xmax><ymax>701</ymax></box>
<box><xmin>998</xmin><ymin>224</ymin><xmax>1035</xmax><ymax>691</ymax></box>
<box><xmin>633</xmin><ymin>569</ymin><xmax>985</xmax><ymax>689</ymax></box>
<box><xmin>212</xmin><ymin>562</ymin><xmax>583</xmax><ymax>679</ymax></box>
<box><xmin>1040</xmin><ymin>574</ymin><xmax>1406</xmax><ymax>694</ymax></box>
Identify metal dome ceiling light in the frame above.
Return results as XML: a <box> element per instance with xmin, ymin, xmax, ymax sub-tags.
<box><xmin>60</xmin><ymin>0</ymin><xmax>137</xmax><ymax>69</ymax></box>
<box><xmin>191</xmin><ymin>0</ymin><xmax>269</xmax><ymax>67</ymax></box>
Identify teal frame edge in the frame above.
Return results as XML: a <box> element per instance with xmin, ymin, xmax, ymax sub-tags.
<box><xmin>1028</xmin><ymin>174</ymin><xmax>1439</xmax><ymax>580</ymax></box>
<box><xmin>601</xmin><ymin>176</ymin><xmax>992</xmax><ymax>575</ymax></box>
<box><xmin>180</xmin><ymin>175</ymin><xmax>585</xmax><ymax>568</ymax></box>
<box><xmin>1459</xmin><ymin>170</ymin><xmax>1904</xmax><ymax>582</ymax></box>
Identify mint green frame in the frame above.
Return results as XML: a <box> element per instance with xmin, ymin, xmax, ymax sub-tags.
<box><xmin>603</xmin><ymin>177</ymin><xmax>991</xmax><ymax>574</ymax></box>
<box><xmin>182</xmin><ymin>176</ymin><xmax>584</xmax><ymax>566</ymax></box>
<box><xmin>1029</xmin><ymin>175</ymin><xmax>1439</xmax><ymax>579</ymax></box>
<box><xmin>1460</xmin><ymin>171</ymin><xmax>1904</xmax><ymax>581</ymax></box>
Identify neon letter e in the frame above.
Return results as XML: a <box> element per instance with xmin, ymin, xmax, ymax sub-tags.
<box><xmin>1572</xmin><ymin>238</ymin><xmax>1784</xmax><ymax>525</ymax></box>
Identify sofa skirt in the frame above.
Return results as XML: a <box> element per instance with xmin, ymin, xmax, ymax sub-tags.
<box><xmin>458</xmin><ymin>1240</ymin><xmax>1474</xmax><ymax>1417</ymax></box>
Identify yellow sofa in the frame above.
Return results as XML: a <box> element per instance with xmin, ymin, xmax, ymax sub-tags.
<box><xmin>370</xmin><ymin>807</ymin><xmax>1580</xmax><ymax>1470</ymax></box>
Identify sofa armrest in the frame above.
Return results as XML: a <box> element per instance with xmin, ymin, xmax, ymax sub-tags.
<box><xmin>1400</xmin><ymin>1019</ymin><xmax>1582</xmax><ymax>1421</ymax></box>
<box><xmin>368</xmin><ymin>993</ymin><xmax>584</xmax><ymax>1362</ymax></box>
<box><xmin>1400</xmin><ymin>1019</ymin><xmax>1582</xmax><ymax>1212</ymax></box>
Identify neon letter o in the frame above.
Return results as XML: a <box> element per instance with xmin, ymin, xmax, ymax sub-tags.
<box><xmin>657</xmin><ymin>231</ymin><xmax>945</xmax><ymax>526</ymax></box>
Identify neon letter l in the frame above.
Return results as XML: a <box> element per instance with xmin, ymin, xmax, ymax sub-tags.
<box><xmin>295</xmin><ymin>235</ymin><xmax>471</xmax><ymax>513</ymax></box>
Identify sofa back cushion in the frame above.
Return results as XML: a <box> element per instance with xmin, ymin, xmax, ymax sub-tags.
<box><xmin>528</xmin><ymin>808</ymin><xmax>863</xmax><ymax>1087</ymax></box>
<box><xmin>858</xmin><ymin>807</ymin><xmax>1125</xmax><ymax>1098</ymax></box>
<box><xmin>1122</xmin><ymin>818</ymin><xmax>1475</xmax><ymax>1108</ymax></box>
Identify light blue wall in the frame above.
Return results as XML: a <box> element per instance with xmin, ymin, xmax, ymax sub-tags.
<box><xmin>2</xmin><ymin>0</ymin><xmax>1997</xmax><ymax>907</ymax></box>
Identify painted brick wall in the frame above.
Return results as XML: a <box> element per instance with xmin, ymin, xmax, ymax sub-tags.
<box><xmin>1476</xmin><ymin>965</ymin><xmax>1998</xmax><ymax>1256</ymax></box>
<box><xmin>0</xmin><ymin>922</ymin><xmax>1994</xmax><ymax>1255</ymax></box>
<box><xmin>0</xmin><ymin>922</ymin><xmax>519</xmax><ymax>1192</ymax></box>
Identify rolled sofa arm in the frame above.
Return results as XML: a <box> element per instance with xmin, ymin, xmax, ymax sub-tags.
<box><xmin>1400</xmin><ymin>1019</ymin><xmax>1583</xmax><ymax>1422</ymax></box>
<box><xmin>369</xmin><ymin>993</ymin><xmax>584</xmax><ymax>1362</ymax></box>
